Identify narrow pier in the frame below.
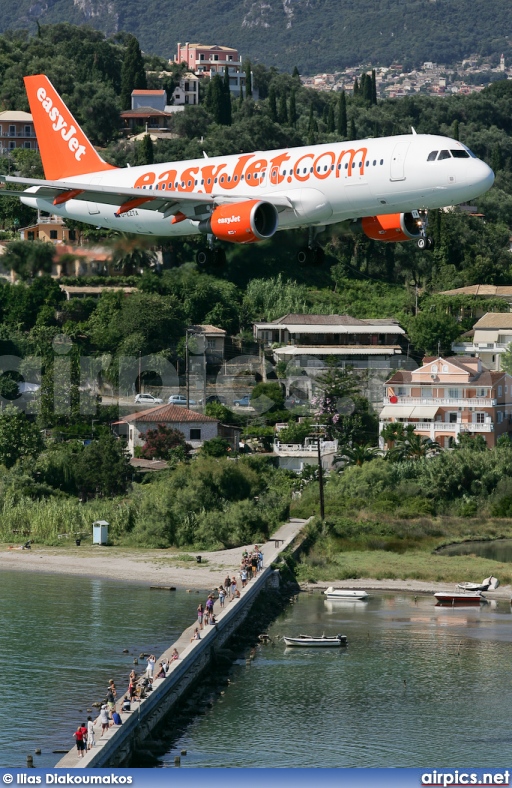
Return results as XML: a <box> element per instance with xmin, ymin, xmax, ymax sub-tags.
<box><xmin>56</xmin><ymin>517</ymin><xmax>307</xmax><ymax>768</ymax></box>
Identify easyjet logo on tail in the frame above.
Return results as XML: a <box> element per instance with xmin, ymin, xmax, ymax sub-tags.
<box><xmin>36</xmin><ymin>87</ymin><xmax>86</xmax><ymax>162</ymax></box>
<box><xmin>24</xmin><ymin>75</ymin><xmax>115</xmax><ymax>180</ymax></box>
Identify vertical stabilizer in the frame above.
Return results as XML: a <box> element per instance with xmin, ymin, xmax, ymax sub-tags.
<box><xmin>24</xmin><ymin>74</ymin><xmax>116</xmax><ymax>180</ymax></box>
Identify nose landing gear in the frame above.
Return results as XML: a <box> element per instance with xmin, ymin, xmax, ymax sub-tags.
<box><xmin>414</xmin><ymin>210</ymin><xmax>435</xmax><ymax>251</ymax></box>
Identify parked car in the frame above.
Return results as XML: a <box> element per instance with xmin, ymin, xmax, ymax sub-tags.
<box><xmin>206</xmin><ymin>395</ymin><xmax>227</xmax><ymax>405</ymax></box>
<box><xmin>134</xmin><ymin>393</ymin><xmax>163</xmax><ymax>405</ymax></box>
<box><xmin>234</xmin><ymin>395</ymin><xmax>251</xmax><ymax>407</ymax></box>
<box><xmin>168</xmin><ymin>394</ymin><xmax>197</xmax><ymax>406</ymax></box>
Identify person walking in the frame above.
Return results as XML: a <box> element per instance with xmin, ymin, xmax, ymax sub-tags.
<box><xmin>99</xmin><ymin>705</ymin><xmax>110</xmax><ymax>737</ymax></box>
<box><xmin>73</xmin><ymin>724</ymin><xmax>86</xmax><ymax>758</ymax></box>
<box><xmin>230</xmin><ymin>577</ymin><xmax>237</xmax><ymax>599</ymax></box>
<box><xmin>218</xmin><ymin>585</ymin><xmax>226</xmax><ymax>608</ymax></box>
<box><xmin>197</xmin><ymin>603</ymin><xmax>204</xmax><ymax>629</ymax></box>
<box><xmin>146</xmin><ymin>654</ymin><xmax>156</xmax><ymax>682</ymax></box>
<box><xmin>86</xmin><ymin>716</ymin><xmax>95</xmax><ymax>750</ymax></box>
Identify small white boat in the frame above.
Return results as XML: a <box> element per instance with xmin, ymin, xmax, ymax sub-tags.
<box><xmin>434</xmin><ymin>591</ymin><xmax>486</xmax><ymax>605</ymax></box>
<box><xmin>323</xmin><ymin>587</ymin><xmax>369</xmax><ymax>600</ymax></box>
<box><xmin>283</xmin><ymin>634</ymin><xmax>347</xmax><ymax>647</ymax></box>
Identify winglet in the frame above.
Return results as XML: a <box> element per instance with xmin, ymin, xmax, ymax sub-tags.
<box><xmin>24</xmin><ymin>75</ymin><xmax>116</xmax><ymax>180</ymax></box>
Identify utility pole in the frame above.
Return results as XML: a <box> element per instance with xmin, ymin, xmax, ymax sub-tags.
<box><xmin>186</xmin><ymin>330</ymin><xmax>190</xmax><ymax>409</ymax></box>
<box><xmin>317</xmin><ymin>429</ymin><xmax>325</xmax><ymax>520</ymax></box>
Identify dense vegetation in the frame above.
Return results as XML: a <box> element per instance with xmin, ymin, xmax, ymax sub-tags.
<box><xmin>0</xmin><ymin>0</ymin><xmax>510</xmax><ymax>72</ymax></box>
<box><xmin>1</xmin><ymin>25</ymin><xmax>512</xmax><ymax>562</ymax></box>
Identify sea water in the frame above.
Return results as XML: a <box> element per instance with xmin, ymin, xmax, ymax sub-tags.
<box><xmin>0</xmin><ymin>570</ymin><xmax>199</xmax><ymax>768</ymax></box>
<box><xmin>162</xmin><ymin>591</ymin><xmax>512</xmax><ymax>767</ymax></box>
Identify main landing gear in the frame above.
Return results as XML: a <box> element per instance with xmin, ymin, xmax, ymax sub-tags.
<box><xmin>297</xmin><ymin>226</ymin><xmax>325</xmax><ymax>266</ymax></box>
<box><xmin>196</xmin><ymin>236</ymin><xmax>226</xmax><ymax>267</ymax></box>
<box><xmin>414</xmin><ymin>210</ymin><xmax>435</xmax><ymax>251</ymax></box>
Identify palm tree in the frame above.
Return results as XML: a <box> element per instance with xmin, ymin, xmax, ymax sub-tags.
<box><xmin>109</xmin><ymin>233</ymin><xmax>157</xmax><ymax>275</ymax></box>
<box><xmin>338</xmin><ymin>443</ymin><xmax>380</xmax><ymax>466</ymax></box>
<box><xmin>389</xmin><ymin>433</ymin><xmax>440</xmax><ymax>462</ymax></box>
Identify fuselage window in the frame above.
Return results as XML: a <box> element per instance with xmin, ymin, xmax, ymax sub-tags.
<box><xmin>373</xmin><ymin>160</ymin><xmax>376</xmax><ymax>165</ymax></box>
<box><xmin>234</xmin><ymin>175</ymin><xmax>238</xmax><ymax>181</ymax></box>
<box><xmin>207</xmin><ymin>179</ymin><xmax>211</xmax><ymax>184</ymax></box>
<box><xmin>247</xmin><ymin>174</ymin><xmax>251</xmax><ymax>180</ymax></box>
<box><xmin>316</xmin><ymin>166</ymin><xmax>320</xmax><ymax>172</ymax></box>
<box><xmin>352</xmin><ymin>162</ymin><xmax>355</xmax><ymax>168</ymax></box>
<box><xmin>380</xmin><ymin>159</ymin><xmax>384</xmax><ymax>165</ymax></box>
<box><xmin>201</xmin><ymin>180</ymin><xmax>204</xmax><ymax>185</ymax></box>
<box><xmin>338</xmin><ymin>164</ymin><xmax>342</xmax><ymax>170</ymax></box>
<box><xmin>331</xmin><ymin>164</ymin><xmax>334</xmax><ymax>170</ymax></box>
<box><xmin>365</xmin><ymin>161</ymin><xmax>369</xmax><ymax>167</ymax></box>
<box><xmin>345</xmin><ymin>163</ymin><xmax>348</xmax><ymax>169</ymax></box>
<box><xmin>451</xmin><ymin>150</ymin><xmax>470</xmax><ymax>158</ymax></box>
<box><xmin>427</xmin><ymin>151</ymin><xmax>438</xmax><ymax>161</ymax></box>
<box><xmin>324</xmin><ymin>165</ymin><xmax>328</xmax><ymax>171</ymax></box>
<box><xmin>438</xmin><ymin>150</ymin><xmax>451</xmax><ymax>160</ymax></box>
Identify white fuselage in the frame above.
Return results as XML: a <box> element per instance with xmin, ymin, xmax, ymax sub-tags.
<box><xmin>21</xmin><ymin>133</ymin><xmax>494</xmax><ymax>237</ymax></box>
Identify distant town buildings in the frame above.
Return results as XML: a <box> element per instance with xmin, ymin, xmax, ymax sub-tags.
<box><xmin>452</xmin><ymin>312</ymin><xmax>512</xmax><ymax>371</ymax></box>
<box><xmin>301</xmin><ymin>55</ymin><xmax>510</xmax><ymax>99</ymax></box>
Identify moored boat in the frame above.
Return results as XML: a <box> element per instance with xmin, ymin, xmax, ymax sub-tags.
<box><xmin>434</xmin><ymin>591</ymin><xmax>486</xmax><ymax>605</ymax></box>
<box><xmin>323</xmin><ymin>587</ymin><xmax>369</xmax><ymax>600</ymax></box>
<box><xmin>283</xmin><ymin>634</ymin><xmax>347</xmax><ymax>647</ymax></box>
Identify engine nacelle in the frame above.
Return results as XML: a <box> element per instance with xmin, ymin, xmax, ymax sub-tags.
<box><xmin>361</xmin><ymin>212</ymin><xmax>423</xmax><ymax>242</ymax></box>
<box><xmin>199</xmin><ymin>200</ymin><xmax>279</xmax><ymax>244</ymax></box>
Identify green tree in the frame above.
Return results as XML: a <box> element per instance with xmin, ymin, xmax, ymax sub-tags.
<box><xmin>337</xmin><ymin>91</ymin><xmax>347</xmax><ymax>137</ymax></box>
<box><xmin>75</xmin><ymin>434</ymin><xmax>131</xmax><ymax>498</ymax></box>
<box><xmin>288</xmin><ymin>88</ymin><xmax>297</xmax><ymax>127</ymax></box>
<box><xmin>139</xmin><ymin>424</ymin><xmax>191</xmax><ymax>460</ymax></box>
<box><xmin>278</xmin><ymin>91</ymin><xmax>288</xmax><ymax>124</ymax></box>
<box><xmin>2</xmin><ymin>241</ymin><xmax>54</xmax><ymax>281</ymax></box>
<box><xmin>405</xmin><ymin>311</ymin><xmax>462</xmax><ymax>355</ymax></box>
<box><xmin>501</xmin><ymin>342</ymin><xmax>512</xmax><ymax>375</ymax></box>
<box><xmin>268</xmin><ymin>85</ymin><xmax>277</xmax><ymax>122</ymax></box>
<box><xmin>251</xmin><ymin>382</ymin><xmax>285</xmax><ymax>413</ymax></box>
<box><xmin>140</xmin><ymin>134</ymin><xmax>154</xmax><ymax>165</ymax></box>
<box><xmin>120</xmin><ymin>35</ymin><xmax>147</xmax><ymax>110</ymax></box>
<box><xmin>244</xmin><ymin>60</ymin><xmax>252</xmax><ymax>98</ymax></box>
<box><xmin>201</xmin><ymin>437</ymin><xmax>231</xmax><ymax>457</ymax></box>
<box><xmin>326</xmin><ymin>102</ymin><xmax>335</xmax><ymax>133</ymax></box>
<box><xmin>0</xmin><ymin>404</ymin><xmax>43</xmax><ymax>468</ymax></box>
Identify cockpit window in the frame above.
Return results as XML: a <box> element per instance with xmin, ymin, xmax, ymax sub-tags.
<box><xmin>427</xmin><ymin>151</ymin><xmax>438</xmax><ymax>161</ymax></box>
<box><xmin>438</xmin><ymin>150</ymin><xmax>451</xmax><ymax>160</ymax></box>
<box><xmin>465</xmin><ymin>147</ymin><xmax>477</xmax><ymax>158</ymax></box>
<box><xmin>451</xmin><ymin>149</ymin><xmax>470</xmax><ymax>158</ymax></box>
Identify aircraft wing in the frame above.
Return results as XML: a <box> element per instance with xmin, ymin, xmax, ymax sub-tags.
<box><xmin>0</xmin><ymin>175</ymin><xmax>293</xmax><ymax>216</ymax></box>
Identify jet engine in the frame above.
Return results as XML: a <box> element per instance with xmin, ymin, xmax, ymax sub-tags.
<box><xmin>199</xmin><ymin>200</ymin><xmax>279</xmax><ymax>244</ymax></box>
<box><xmin>361</xmin><ymin>212</ymin><xmax>423</xmax><ymax>242</ymax></box>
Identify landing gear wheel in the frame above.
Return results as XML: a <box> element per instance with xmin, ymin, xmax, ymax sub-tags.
<box><xmin>196</xmin><ymin>249</ymin><xmax>211</xmax><ymax>266</ymax></box>
<box><xmin>212</xmin><ymin>248</ymin><xmax>226</xmax><ymax>267</ymax></box>
<box><xmin>311</xmin><ymin>247</ymin><xmax>325</xmax><ymax>266</ymax></box>
<box><xmin>426</xmin><ymin>237</ymin><xmax>435</xmax><ymax>251</ymax></box>
<box><xmin>297</xmin><ymin>248</ymin><xmax>308</xmax><ymax>265</ymax></box>
<box><xmin>417</xmin><ymin>237</ymin><xmax>427</xmax><ymax>250</ymax></box>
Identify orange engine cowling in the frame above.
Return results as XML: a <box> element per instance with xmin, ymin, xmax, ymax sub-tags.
<box><xmin>361</xmin><ymin>212</ymin><xmax>422</xmax><ymax>242</ymax></box>
<box><xmin>199</xmin><ymin>200</ymin><xmax>279</xmax><ymax>244</ymax></box>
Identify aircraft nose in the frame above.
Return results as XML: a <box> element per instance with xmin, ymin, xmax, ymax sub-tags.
<box><xmin>476</xmin><ymin>159</ymin><xmax>494</xmax><ymax>193</ymax></box>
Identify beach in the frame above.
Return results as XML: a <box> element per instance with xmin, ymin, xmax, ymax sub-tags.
<box><xmin>1</xmin><ymin>542</ymin><xmax>511</xmax><ymax>598</ymax></box>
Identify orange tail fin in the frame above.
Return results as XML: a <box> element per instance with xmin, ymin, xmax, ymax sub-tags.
<box><xmin>24</xmin><ymin>74</ymin><xmax>116</xmax><ymax>180</ymax></box>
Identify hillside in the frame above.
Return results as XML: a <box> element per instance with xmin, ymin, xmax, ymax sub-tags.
<box><xmin>0</xmin><ymin>0</ymin><xmax>511</xmax><ymax>73</ymax></box>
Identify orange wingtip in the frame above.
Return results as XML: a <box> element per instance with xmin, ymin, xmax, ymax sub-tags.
<box><xmin>24</xmin><ymin>75</ymin><xmax>116</xmax><ymax>180</ymax></box>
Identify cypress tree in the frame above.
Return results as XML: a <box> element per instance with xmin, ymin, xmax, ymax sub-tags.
<box><xmin>337</xmin><ymin>91</ymin><xmax>347</xmax><ymax>137</ymax></box>
<box><xmin>292</xmin><ymin>65</ymin><xmax>300</xmax><ymax>80</ymax></box>
<box><xmin>353</xmin><ymin>77</ymin><xmax>359</xmax><ymax>96</ymax></box>
<box><xmin>326</xmin><ymin>102</ymin><xmax>335</xmax><ymax>133</ymax></box>
<box><xmin>244</xmin><ymin>60</ymin><xmax>252</xmax><ymax>98</ymax></box>
<box><xmin>452</xmin><ymin>119</ymin><xmax>460</xmax><ymax>141</ymax></box>
<box><xmin>140</xmin><ymin>134</ymin><xmax>154</xmax><ymax>165</ymax></box>
<box><xmin>223</xmin><ymin>65</ymin><xmax>232</xmax><ymax>125</ymax></box>
<box><xmin>307</xmin><ymin>104</ymin><xmax>317</xmax><ymax>144</ymax></box>
<box><xmin>349</xmin><ymin>117</ymin><xmax>356</xmax><ymax>140</ymax></box>
<box><xmin>278</xmin><ymin>91</ymin><xmax>288</xmax><ymax>124</ymax></box>
<box><xmin>268</xmin><ymin>85</ymin><xmax>277</xmax><ymax>122</ymax></box>
<box><xmin>120</xmin><ymin>35</ymin><xmax>147</xmax><ymax>111</ymax></box>
<box><xmin>207</xmin><ymin>74</ymin><xmax>225</xmax><ymax>124</ymax></box>
<box><xmin>371</xmin><ymin>69</ymin><xmax>377</xmax><ymax>104</ymax></box>
<box><xmin>288</xmin><ymin>88</ymin><xmax>297</xmax><ymax>127</ymax></box>
<box><xmin>361</xmin><ymin>73</ymin><xmax>372</xmax><ymax>103</ymax></box>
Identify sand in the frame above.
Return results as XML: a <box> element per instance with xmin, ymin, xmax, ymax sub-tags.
<box><xmin>1</xmin><ymin>542</ymin><xmax>511</xmax><ymax>598</ymax></box>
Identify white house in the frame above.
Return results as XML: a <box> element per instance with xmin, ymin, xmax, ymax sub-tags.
<box><xmin>113</xmin><ymin>404</ymin><xmax>218</xmax><ymax>455</ymax></box>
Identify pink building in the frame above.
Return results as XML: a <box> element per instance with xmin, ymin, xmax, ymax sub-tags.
<box><xmin>380</xmin><ymin>355</ymin><xmax>512</xmax><ymax>449</ymax></box>
<box><xmin>174</xmin><ymin>43</ymin><xmax>246</xmax><ymax>96</ymax></box>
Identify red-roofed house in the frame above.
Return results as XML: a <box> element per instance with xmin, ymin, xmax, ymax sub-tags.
<box><xmin>113</xmin><ymin>404</ymin><xmax>219</xmax><ymax>455</ymax></box>
<box><xmin>380</xmin><ymin>355</ymin><xmax>512</xmax><ymax>449</ymax></box>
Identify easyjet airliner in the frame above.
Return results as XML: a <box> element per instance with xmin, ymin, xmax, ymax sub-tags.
<box><xmin>0</xmin><ymin>75</ymin><xmax>494</xmax><ymax>265</ymax></box>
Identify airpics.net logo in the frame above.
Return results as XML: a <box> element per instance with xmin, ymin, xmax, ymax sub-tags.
<box><xmin>36</xmin><ymin>87</ymin><xmax>86</xmax><ymax>162</ymax></box>
<box><xmin>217</xmin><ymin>215</ymin><xmax>241</xmax><ymax>225</ymax></box>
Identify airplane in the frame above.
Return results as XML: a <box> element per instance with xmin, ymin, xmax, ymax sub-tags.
<box><xmin>0</xmin><ymin>74</ymin><xmax>495</xmax><ymax>266</ymax></box>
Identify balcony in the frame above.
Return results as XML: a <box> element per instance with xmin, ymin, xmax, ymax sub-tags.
<box><xmin>452</xmin><ymin>342</ymin><xmax>509</xmax><ymax>352</ymax></box>
<box><xmin>1</xmin><ymin>131</ymin><xmax>36</xmax><ymax>138</ymax></box>
<box><xmin>383</xmin><ymin>396</ymin><xmax>496</xmax><ymax>407</ymax></box>
<box><xmin>383</xmin><ymin>421</ymin><xmax>494</xmax><ymax>433</ymax></box>
<box><xmin>274</xmin><ymin>439</ymin><xmax>338</xmax><ymax>455</ymax></box>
